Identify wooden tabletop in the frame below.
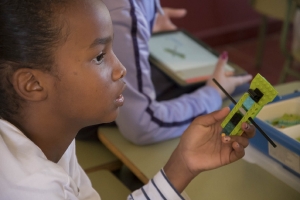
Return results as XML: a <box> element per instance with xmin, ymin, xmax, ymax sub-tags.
<box><xmin>76</xmin><ymin>139</ymin><xmax>122</xmax><ymax>173</ymax></box>
<box><xmin>87</xmin><ymin>170</ymin><xmax>130</xmax><ymax>200</ymax></box>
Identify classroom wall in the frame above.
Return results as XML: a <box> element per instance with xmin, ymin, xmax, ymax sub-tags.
<box><xmin>160</xmin><ymin>0</ymin><xmax>282</xmax><ymax>46</ymax></box>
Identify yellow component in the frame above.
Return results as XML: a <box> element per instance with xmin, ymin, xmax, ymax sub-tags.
<box><xmin>221</xmin><ymin>133</ymin><xmax>226</xmax><ymax>137</ymax></box>
<box><xmin>221</xmin><ymin>74</ymin><xmax>278</xmax><ymax>136</ymax></box>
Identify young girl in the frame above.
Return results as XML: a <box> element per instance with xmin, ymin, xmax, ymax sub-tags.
<box><xmin>0</xmin><ymin>0</ymin><xmax>255</xmax><ymax>199</ymax></box>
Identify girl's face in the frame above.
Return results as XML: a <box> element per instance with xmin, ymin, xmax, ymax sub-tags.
<box><xmin>49</xmin><ymin>0</ymin><xmax>126</xmax><ymax>127</ymax></box>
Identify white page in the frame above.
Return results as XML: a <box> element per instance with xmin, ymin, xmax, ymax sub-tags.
<box><xmin>149</xmin><ymin>32</ymin><xmax>233</xmax><ymax>72</ymax></box>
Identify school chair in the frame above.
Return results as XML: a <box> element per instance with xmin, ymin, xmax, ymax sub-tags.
<box><xmin>87</xmin><ymin>170</ymin><xmax>131</xmax><ymax>200</ymax></box>
<box><xmin>251</xmin><ymin>0</ymin><xmax>300</xmax><ymax>83</ymax></box>
<box><xmin>75</xmin><ymin>139</ymin><xmax>122</xmax><ymax>173</ymax></box>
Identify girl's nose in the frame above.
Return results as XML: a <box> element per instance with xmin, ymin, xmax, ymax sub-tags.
<box><xmin>112</xmin><ymin>56</ymin><xmax>126</xmax><ymax>81</ymax></box>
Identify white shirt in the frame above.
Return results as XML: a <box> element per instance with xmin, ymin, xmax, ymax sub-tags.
<box><xmin>0</xmin><ymin>119</ymin><xmax>184</xmax><ymax>199</ymax></box>
<box><xmin>0</xmin><ymin>119</ymin><xmax>99</xmax><ymax>200</ymax></box>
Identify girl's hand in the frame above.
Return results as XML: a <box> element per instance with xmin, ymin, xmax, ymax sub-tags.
<box><xmin>164</xmin><ymin>107</ymin><xmax>255</xmax><ymax>192</ymax></box>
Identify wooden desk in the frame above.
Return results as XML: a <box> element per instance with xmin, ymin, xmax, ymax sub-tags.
<box><xmin>87</xmin><ymin>170</ymin><xmax>130</xmax><ymax>200</ymax></box>
<box><xmin>98</xmin><ymin>81</ymin><xmax>300</xmax><ymax>199</ymax></box>
<box><xmin>99</xmin><ymin>128</ymin><xmax>177</xmax><ymax>184</ymax></box>
<box><xmin>76</xmin><ymin>139</ymin><xmax>122</xmax><ymax>173</ymax></box>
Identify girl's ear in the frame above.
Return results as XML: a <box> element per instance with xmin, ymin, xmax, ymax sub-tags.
<box><xmin>12</xmin><ymin>68</ymin><xmax>48</xmax><ymax>101</ymax></box>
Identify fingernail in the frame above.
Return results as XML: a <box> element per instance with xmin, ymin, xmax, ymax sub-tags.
<box><xmin>220</xmin><ymin>51</ymin><xmax>228</xmax><ymax>60</ymax></box>
<box><xmin>245</xmin><ymin>123</ymin><xmax>249</xmax><ymax>130</ymax></box>
<box><xmin>224</xmin><ymin>136</ymin><xmax>231</xmax><ymax>142</ymax></box>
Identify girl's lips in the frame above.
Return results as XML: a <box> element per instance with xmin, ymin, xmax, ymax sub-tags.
<box><xmin>115</xmin><ymin>82</ymin><xmax>126</xmax><ymax>107</ymax></box>
<box><xmin>115</xmin><ymin>94</ymin><xmax>124</xmax><ymax>107</ymax></box>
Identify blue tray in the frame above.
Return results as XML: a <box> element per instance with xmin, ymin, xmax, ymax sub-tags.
<box><xmin>250</xmin><ymin>91</ymin><xmax>300</xmax><ymax>177</ymax></box>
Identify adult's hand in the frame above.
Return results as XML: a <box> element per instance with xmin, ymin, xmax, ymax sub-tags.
<box><xmin>152</xmin><ymin>7</ymin><xmax>187</xmax><ymax>33</ymax></box>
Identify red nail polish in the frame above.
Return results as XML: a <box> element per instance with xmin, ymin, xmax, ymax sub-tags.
<box><xmin>221</xmin><ymin>51</ymin><xmax>228</xmax><ymax>60</ymax></box>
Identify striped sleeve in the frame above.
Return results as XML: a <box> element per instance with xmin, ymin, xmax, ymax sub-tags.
<box><xmin>128</xmin><ymin>169</ymin><xmax>185</xmax><ymax>200</ymax></box>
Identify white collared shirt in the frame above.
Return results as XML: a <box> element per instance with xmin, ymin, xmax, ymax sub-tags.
<box><xmin>0</xmin><ymin>119</ymin><xmax>99</xmax><ymax>200</ymax></box>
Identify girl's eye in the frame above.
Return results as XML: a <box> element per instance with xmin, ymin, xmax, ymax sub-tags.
<box><xmin>93</xmin><ymin>53</ymin><xmax>106</xmax><ymax>64</ymax></box>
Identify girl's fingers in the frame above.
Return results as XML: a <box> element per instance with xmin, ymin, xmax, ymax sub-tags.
<box><xmin>222</xmin><ymin>135</ymin><xmax>249</xmax><ymax>148</ymax></box>
<box><xmin>232</xmin><ymin>136</ymin><xmax>249</xmax><ymax>148</ymax></box>
<box><xmin>221</xmin><ymin>134</ymin><xmax>231</xmax><ymax>143</ymax></box>
<box><xmin>241</xmin><ymin>122</ymin><xmax>255</xmax><ymax>139</ymax></box>
<box><xmin>231</xmin><ymin>141</ymin><xmax>245</xmax><ymax>160</ymax></box>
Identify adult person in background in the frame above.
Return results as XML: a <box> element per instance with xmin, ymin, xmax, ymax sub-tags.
<box><xmin>79</xmin><ymin>0</ymin><xmax>252</xmax><ymax>145</ymax></box>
